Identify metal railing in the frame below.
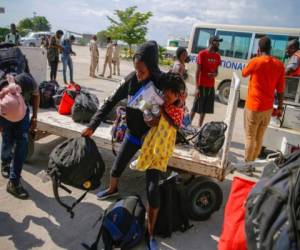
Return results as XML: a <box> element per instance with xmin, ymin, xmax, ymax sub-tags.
<box><xmin>221</xmin><ymin>72</ymin><xmax>240</xmax><ymax>169</ymax></box>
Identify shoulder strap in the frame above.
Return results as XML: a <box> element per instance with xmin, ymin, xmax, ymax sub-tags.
<box><xmin>52</xmin><ymin>172</ymin><xmax>89</xmax><ymax>218</ymax></box>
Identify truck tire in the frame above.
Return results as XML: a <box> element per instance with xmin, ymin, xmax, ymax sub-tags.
<box><xmin>218</xmin><ymin>81</ymin><xmax>231</xmax><ymax>105</ymax></box>
<box><xmin>186</xmin><ymin>178</ymin><xmax>223</xmax><ymax>221</ymax></box>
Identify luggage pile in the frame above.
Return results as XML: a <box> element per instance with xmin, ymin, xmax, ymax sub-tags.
<box><xmin>39</xmin><ymin>82</ymin><xmax>99</xmax><ymax>124</ymax></box>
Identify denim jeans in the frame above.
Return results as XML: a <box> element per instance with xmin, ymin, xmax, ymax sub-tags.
<box><xmin>62</xmin><ymin>56</ymin><xmax>73</xmax><ymax>83</ymax></box>
<box><xmin>1</xmin><ymin>109</ymin><xmax>30</xmax><ymax>185</ymax></box>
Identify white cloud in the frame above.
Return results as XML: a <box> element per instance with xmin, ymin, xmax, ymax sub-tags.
<box><xmin>1</xmin><ymin>0</ymin><xmax>299</xmax><ymax>45</ymax></box>
<box><xmin>81</xmin><ymin>9</ymin><xmax>112</xmax><ymax>17</ymax></box>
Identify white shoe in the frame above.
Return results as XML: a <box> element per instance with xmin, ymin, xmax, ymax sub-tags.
<box><xmin>129</xmin><ymin>159</ymin><xmax>138</xmax><ymax>170</ymax></box>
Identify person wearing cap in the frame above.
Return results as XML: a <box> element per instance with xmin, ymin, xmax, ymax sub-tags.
<box><xmin>112</xmin><ymin>41</ymin><xmax>121</xmax><ymax>76</ymax></box>
<box><xmin>100</xmin><ymin>37</ymin><xmax>113</xmax><ymax>78</ymax></box>
<box><xmin>242</xmin><ymin>36</ymin><xmax>285</xmax><ymax>162</ymax></box>
<box><xmin>171</xmin><ymin>47</ymin><xmax>188</xmax><ymax>77</ymax></box>
<box><xmin>5</xmin><ymin>23</ymin><xmax>20</xmax><ymax>45</ymax></box>
<box><xmin>285</xmin><ymin>39</ymin><xmax>300</xmax><ymax>77</ymax></box>
<box><xmin>1</xmin><ymin>73</ymin><xmax>40</xmax><ymax>199</ymax></box>
<box><xmin>89</xmin><ymin>35</ymin><xmax>99</xmax><ymax>78</ymax></box>
<box><xmin>190</xmin><ymin>35</ymin><xmax>222</xmax><ymax>127</ymax></box>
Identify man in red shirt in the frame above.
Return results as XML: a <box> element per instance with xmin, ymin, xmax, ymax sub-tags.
<box><xmin>191</xmin><ymin>35</ymin><xmax>222</xmax><ymax>127</ymax></box>
<box><xmin>242</xmin><ymin>36</ymin><xmax>285</xmax><ymax>162</ymax></box>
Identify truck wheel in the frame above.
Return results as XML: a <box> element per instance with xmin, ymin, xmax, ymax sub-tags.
<box><xmin>218</xmin><ymin>81</ymin><xmax>231</xmax><ymax>105</ymax></box>
<box><xmin>29</xmin><ymin>43</ymin><xmax>36</xmax><ymax>47</ymax></box>
<box><xmin>186</xmin><ymin>178</ymin><xmax>223</xmax><ymax>221</ymax></box>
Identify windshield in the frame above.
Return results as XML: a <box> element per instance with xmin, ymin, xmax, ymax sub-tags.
<box><xmin>24</xmin><ymin>32</ymin><xmax>36</xmax><ymax>38</ymax></box>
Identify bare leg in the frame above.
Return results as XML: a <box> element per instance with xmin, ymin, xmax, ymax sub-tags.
<box><xmin>199</xmin><ymin>113</ymin><xmax>205</xmax><ymax>127</ymax></box>
<box><xmin>190</xmin><ymin>112</ymin><xmax>195</xmax><ymax>123</ymax></box>
<box><xmin>148</xmin><ymin>207</ymin><xmax>159</xmax><ymax>238</ymax></box>
<box><xmin>107</xmin><ymin>176</ymin><xmax>119</xmax><ymax>192</ymax></box>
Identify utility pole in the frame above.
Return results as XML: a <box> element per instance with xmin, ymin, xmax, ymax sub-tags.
<box><xmin>33</xmin><ymin>11</ymin><xmax>37</xmax><ymax>18</ymax></box>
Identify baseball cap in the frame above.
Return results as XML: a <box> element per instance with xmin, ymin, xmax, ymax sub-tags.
<box><xmin>209</xmin><ymin>35</ymin><xmax>223</xmax><ymax>44</ymax></box>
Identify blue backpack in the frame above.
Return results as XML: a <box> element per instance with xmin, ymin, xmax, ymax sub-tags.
<box><xmin>82</xmin><ymin>195</ymin><xmax>145</xmax><ymax>250</ymax></box>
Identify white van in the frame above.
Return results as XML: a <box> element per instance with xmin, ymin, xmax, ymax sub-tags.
<box><xmin>20</xmin><ymin>31</ymin><xmax>53</xmax><ymax>47</ymax></box>
<box><xmin>187</xmin><ymin>23</ymin><xmax>300</xmax><ymax>104</ymax></box>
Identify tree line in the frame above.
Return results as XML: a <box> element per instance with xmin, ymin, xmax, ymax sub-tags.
<box><xmin>1</xmin><ymin>6</ymin><xmax>153</xmax><ymax>55</ymax></box>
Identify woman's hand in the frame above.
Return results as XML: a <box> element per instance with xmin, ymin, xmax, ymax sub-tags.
<box><xmin>81</xmin><ymin>127</ymin><xmax>94</xmax><ymax>137</ymax></box>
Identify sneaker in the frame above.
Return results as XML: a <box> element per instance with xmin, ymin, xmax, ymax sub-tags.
<box><xmin>7</xmin><ymin>181</ymin><xmax>29</xmax><ymax>200</ymax></box>
<box><xmin>99</xmin><ymin>74</ymin><xmax>104</xmax><ymax>77</ymax></box>
<box><xmin>1</xmin><ymin>163</ymin><xmax>10</xmax><ymax>178</ymax></box>
<box><xmin>147</xmin><ymin>238</ymin><xmax>159</xmax><ymax>250</ymax></box>
<box><xmin>107</xmin><ymin>75</ymin><xmax>112</xmax><ymax>79</ymax></box>
<box><xmin>96</xmin><ymin>189</ymin><xmax>119</xmax><ymax>200</ymax></box>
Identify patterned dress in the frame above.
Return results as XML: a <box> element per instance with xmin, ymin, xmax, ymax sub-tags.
<box><xmin>135</xmin><ymin>104</ymin><xmax>184</xmax><ymax>172</ymax></box>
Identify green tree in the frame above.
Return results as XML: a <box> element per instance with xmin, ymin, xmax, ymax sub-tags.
<box><xmin>96</xmin><ymin>30</ymin><xmax>108</xmax><ymax>46</ymax></box>
<box><xmin>106</xmin><ymin>6</ymin><xmax>152</xmax><ymax>55</ymax></box>
<box><xmin>17</xmin><ymin>18</ymin><xmax>34</xmax><ymax>31</ymax></box>
<box><xmin>32</xmin><ymin>16</ymin><xmax>51</xmax><ymax>31</ymax></box>
<box><xmin>158</xmin><ymin>45</ymin><xmax>166</xmax><ymax>61</ymax></box>
<box><xmin>0</xmin><ymin>27</ymin><xmax>9</xmax><ymax>42</ymax></box>
<box><xmin>17</xmin><ymin>16</ymin><xmax>51</xmax><ymax>33</ymax></box>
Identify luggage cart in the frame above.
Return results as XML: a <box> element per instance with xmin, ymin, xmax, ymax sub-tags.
<box><xmin>32</xmin><ymin>73</ymin><xmax>241</xmax><ymax>220</ymax></box>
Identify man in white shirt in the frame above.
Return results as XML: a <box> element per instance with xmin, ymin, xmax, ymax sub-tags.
<box><xmin>100</xmin><ymin>37</ymin><xmax>113</xmax><ymax>78</ymax></box>
<box><xmin>5</xmin><ymin>23</ymin><xmax>20</xmax><ymax>45</ymax></box>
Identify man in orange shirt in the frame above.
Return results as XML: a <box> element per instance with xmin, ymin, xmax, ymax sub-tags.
<box><xmin>242</xmin><ymin>36</ymin><xmax>285</xmax><ymax>162</ymax></box>
<box><xmin>191</xmin><ymin>35</ymin><xmax>222</xmax><ymax>127</ymax></box>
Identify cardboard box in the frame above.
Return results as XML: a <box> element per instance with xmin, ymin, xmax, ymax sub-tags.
<box><xmin>282</xmin><ymin>105</ymin><xmax>300</xmax><ymax>131</ymax></box>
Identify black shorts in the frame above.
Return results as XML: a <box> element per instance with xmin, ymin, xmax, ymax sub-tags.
<box><xmin>192</xmin><ymin>86</ymin><xmax>215</xmax><ymax>114</ymax></box>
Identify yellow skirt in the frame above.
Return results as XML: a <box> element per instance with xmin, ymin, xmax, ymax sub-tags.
<box><xmin>135</xmin><ymin>115</ymin><xmax>177</xmax><ymax>172</ymax></box>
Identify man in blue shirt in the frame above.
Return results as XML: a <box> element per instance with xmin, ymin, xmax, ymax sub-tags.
<box><xmin>61</xmin><ymin>35</ymin><xmax>76</xmax><ymax>84</ymax></box>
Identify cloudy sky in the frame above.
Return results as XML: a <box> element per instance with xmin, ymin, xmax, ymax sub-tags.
<box><xmin>1</xmin><ymin>0</ymin><xmax>300</xmax><ymax>45</ymax></box>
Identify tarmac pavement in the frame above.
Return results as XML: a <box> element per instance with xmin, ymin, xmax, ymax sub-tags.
<box><xmin>0</xmin><ymin>45</ymin><xmax>247</xmax><ymax>250</ymax></box>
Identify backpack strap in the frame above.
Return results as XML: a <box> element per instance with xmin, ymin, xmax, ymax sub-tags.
<box><xmin>52</xmin><ymin>172</ymin><xmax>89</xmax><ymax>218</ymax></box>
<box><xmin>82</xmin><ymin>212</ymin><xmax>106</xmax><ymax>250</ymax></box>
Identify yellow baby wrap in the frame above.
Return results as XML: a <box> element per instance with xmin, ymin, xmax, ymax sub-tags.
<box><xmin>136</xmin><ymin>115</ymin><xmax>177</xmax><ymax>172</ymax></box>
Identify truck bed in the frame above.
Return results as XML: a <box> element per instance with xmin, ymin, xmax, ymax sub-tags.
<box><xmin>37</xmin><ymin>109</ymin><xmax>228</xmax><ymax>180</ymax></box>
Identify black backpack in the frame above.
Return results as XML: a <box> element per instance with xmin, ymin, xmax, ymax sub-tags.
<box><xmin>245</xmin><ymin>150</ymin><xmax>300</xmax><ymax>250</ymax></box>
<box><xmin>195</xmin><ymin>121</ymin><xmax>227</xmax><ymax>156</ymax></box>
<box><xmin>71</xmin><ymin>90</ymin><xmax>99</xmax><ymax>123</ymax></box>
<box><xmin>0</xmin><ymin>43</ymin><xmax>28</xmax><ymax>74</ymax></box>
<box><xmin>82</xmin><ymin>195</ymin><xmax>146</xmax><ymax>250</ymax></box>
<box><xmin>154</xmin><ymin>173</ymin><xmax>192</xmax><ymax>238</ymax></box>
<box><xmin>39</xmin><ymin>81</ymin><xmax>59</xmax><ymax>108</ymax></box>
<box><xmin>53</xmin><ymin>86</ymin><xmax>66</xmax><ymax>110</ymax></box>
<box><xmin>47</xmin><ymin>137</ymin><xmax>105</xmax><ymax>218</ymax></box>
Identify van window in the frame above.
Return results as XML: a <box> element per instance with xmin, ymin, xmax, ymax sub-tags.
<box><xmin>192</xmin><ymin>28</ymin><xmax>215</xmax><ymax>54</ymax></box>
<box><xmin>251</xmin><ymin>34</ymin><xmax>298</xmax><ymax>61</ymax></box>
<box><xmin>216</xmin><ymin>30</ymin><xmax>252</xmax><ymax>59</ymax></box>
